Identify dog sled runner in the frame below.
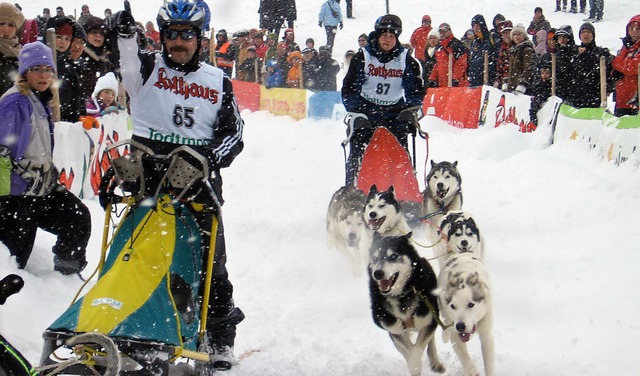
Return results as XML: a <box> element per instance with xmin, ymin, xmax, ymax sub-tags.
<box><xmin>40</xmin><ymin>140</ymin><xmax>220</xmax><ymax>375</ymax></box>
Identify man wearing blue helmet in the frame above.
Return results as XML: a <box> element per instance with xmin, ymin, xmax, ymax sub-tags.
<box><xmin>111</xmin><ymin>0</ymin><xmax>245</xmax><ymax>371</ymax></box>
<box><xmin>341</xmin><ymin>14</ymin><xmax>425</xmax><ymax>186</ymax></box>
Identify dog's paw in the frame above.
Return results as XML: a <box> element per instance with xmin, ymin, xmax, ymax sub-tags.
<box><xmin>431</xmin><ymin>363</ymin><xmax>446</xmax><ymax>373</ymax></box>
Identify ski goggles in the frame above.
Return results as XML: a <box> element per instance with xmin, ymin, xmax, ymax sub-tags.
<box><xmin>164</xmin><ymin>29</ymin><xmax>198</xmax><ymax>41</ymax></box>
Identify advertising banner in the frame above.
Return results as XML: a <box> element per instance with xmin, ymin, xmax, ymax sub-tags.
<box><xmin>260</xmin><ymin>87</ymin><xmax>307</xmax><ymax>120</ymax></box>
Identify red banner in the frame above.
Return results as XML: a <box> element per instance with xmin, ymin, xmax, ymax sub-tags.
<box><xmin>232</xmin><ymin>80</ymin><xmax>261</xmax><ymax>112</ymax></box>
<box><xmin>422</xmin><ymin>87</ymin><xmax>483</xmax><ymax>129</ymax></box>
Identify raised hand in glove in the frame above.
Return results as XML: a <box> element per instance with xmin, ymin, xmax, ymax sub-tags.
<box><xmin>318</xmin><ymin>21</ymin><xmax>323</xmax><ymax>27</ymax></box>
<box><xmin>339</xmin><ymin>22</ymin><xmax>343</xmax><ymax>29</ymax></box>
<box><xmin>109</xmin><ymin>9</ymin><xmax>137</xmax><ymax>38</ymax></box>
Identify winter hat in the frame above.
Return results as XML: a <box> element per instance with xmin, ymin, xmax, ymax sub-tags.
<box><xmin>428</xmin><ymin>29</ymin><xmax>439</xmax><ymax>38</ymax></box>
<box><xmin>56</xmin><ymin>22</ymin><xmax>73</xmax><ymax>38</ymax></box>
<box><xmin>283</xmin><ymin>28</ymin><xmax>294</xmax><ymax>40</ymax></box>
<box><xmin>72</xmin><ymin>21</ymin><xmax>87</xmax><ymax>42</ymax></box>
<box><xmin>438</xmin><ymin>23</ymin><xmax>451</xmax><ymax>32</ymax></box>
<box><xmin>492</xmin><ymin>13</ymin><xmax>505</xmax><ymax>28</ymax></box>
<box><xmin>555</xmin><ymin>25</ymin><xmax>572</xmax><ymax>37</ymax></box>
<box><xmin>534</xmin><ymin>6</ymin><xmax>543</xmax><ymax>14</ymax></box>
<box><xmin>510</xmin><ymin>23</ymin><xmax>526</xmax><ymax>39</ymax></box>
<box><xmin>83</xmin><ymin>16</ymin><xmax>105</xmax><ymax>34</ymax></box>
<box><xmin>421</xmin><ymin>15</ymin><xmax>431</xmax><ymax>24</ymax></box>
<box><xmin>579</xmin><ymin>22</ymin><xmax>595</xmax><ymax>38</ymax></box>
<box><xmin>0</xmin><ymin>2</ymin><xmax>24</xmax><ymax>28</ymax></box>
<box><xmin>92</xmin><ymin>72</ymin><xmax>119</xmax><ymax>99</ymax></box>
<box><xmin>497</xmin><ymin>20</ymin><xmax>513</xmax><ymax>33</ymax></box>
<box><xmin>18</xmin><ymin>42</ymin><xmax>55</xmax><ymax>76</ymax></box>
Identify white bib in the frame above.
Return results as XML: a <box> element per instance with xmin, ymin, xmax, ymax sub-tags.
<box><xmin>360</xmin><ymin>48</ymin><xmax>407</xmax><ymax>106</ymax></box>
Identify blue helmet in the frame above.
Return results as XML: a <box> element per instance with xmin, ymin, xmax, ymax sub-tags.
<box><xmin>156</xmin><ymin>0</ymin><xmax>205</xmax><ymax>31</ymax></box>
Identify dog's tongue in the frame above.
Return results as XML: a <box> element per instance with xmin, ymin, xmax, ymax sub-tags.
<box><xmin>368</xmin><ymin>217</ymin><xmax>385</xmax><ymax>231</ymax></box>
<box><xmin>458</xmin><ymin>332</ymin><xmax>472</xmax><ymax>343</ymax></box>
<box><xmin>379</xmin><ymin>278</ymin><xmax>393</xmax><ymax>292</ymax></box>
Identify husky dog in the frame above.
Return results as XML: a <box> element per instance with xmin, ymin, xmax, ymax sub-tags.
<box><xmin>326</xmin><ymin>186</ymin><xmax>367</xmax><ymax>275</ymax></box>
<box><xmin>364</xmin><ymin>185</ymin><xmax>411</xmax><ymax>237</ymax></box>
<box><xmin>422</xmin><ymin>161</ymin><xmax>463</xmax><ymax>253</ymax></box>
<box><xmin>434</xmin><ymin>211</ymin><xmax>484</xmax><ymax>267</ymax></box>
<box><xmin>438</xmin><ymin>253</ymin><xmax>493</xmax><ymax>376</ymax></box>
<box><xmin>368</xmin><ymin>233</ymin><xmax>445</xmax><ymax>376</ymax></box>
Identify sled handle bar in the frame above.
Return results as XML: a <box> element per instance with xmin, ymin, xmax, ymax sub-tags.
<box><xmin>342</xmin><ymin>112</ymin><xmax>370</xmax><ymax>147</ymax></box>
<box><xmin>0</xmin><ymin>274</ymin><xmax>24</xmax><ymax>305</ymax></box>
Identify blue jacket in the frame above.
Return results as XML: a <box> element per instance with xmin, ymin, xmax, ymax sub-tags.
<box><xmin>318</xmin><ymin>0</ymin><xmax>342</xmax><ymax>27</ymax></box>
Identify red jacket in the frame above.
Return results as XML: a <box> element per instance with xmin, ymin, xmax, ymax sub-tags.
<box><xmin>20</xmin><ymin>19</ymin><xmax>39</xmax><ymax>45</ymax></box>
<box><xmin>612</xmin><ymin>15</ymin><xmax>640</xmax><ymax>111</ymax></box>
<box><xmin>410</xmin><ymin>25</ymin><xmax>432</xmax><ymax>62</ymax></box>
<box><xmin>429</xmin><ymin>35</ymin><xmax>469</xmax><ymax>87</ymax></box>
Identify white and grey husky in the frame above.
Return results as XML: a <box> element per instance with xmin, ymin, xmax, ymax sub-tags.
<box><xmin>326</xmin><ymin>185</ymin><xmax>367</xmax><ymax>275</ymax></box>
<box><xmin>368</xmin><ymin>233</ymin><xmax>445</xmax><ymax>376</ymax></box>
<box><xmin>434</xmin><ymin>210</ymin><xmax>485</xmax><ymax>267</ymax></box>
<box><xmin>364</xmin><ymin>185</ymin><xmax>411</xmax><ymax>237</ymax></box>
<box><xmin>437</xmin><ymin>253</ymin><xmax>494</xmax><ymax>376</ymax></box>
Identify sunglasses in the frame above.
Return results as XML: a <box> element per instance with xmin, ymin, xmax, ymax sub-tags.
<box><xmin>27</xmin><ymin>66</ymin><xmax>55</xmax><ymax>76</ymax></box>
<box><xmin>165</xmin><ymin>29</ymin><xmax>198</xmax><ymax>41</ymax></box>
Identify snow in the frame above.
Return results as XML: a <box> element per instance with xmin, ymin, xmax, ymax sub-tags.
<box><xmin>2</xmin><ymin>0</ymin><xmax>640</xmax><ymax>375</ymax></box>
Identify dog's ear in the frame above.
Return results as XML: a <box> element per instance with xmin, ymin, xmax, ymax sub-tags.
<box><xmin>405</xmin><ymin>231</ymin><xmax>413</xmax><ymax>239</ymax></box>
<box><xmin>466</xmin><ymin>272</ymin><xmax>479</xmax><ymax>286</ymax></box>
<box><xmin>430</xmin><ymin>160</ymin><xmax>436</xmax><ymax>168</ymax></box>
<box><xmin>369</xmin><ymin>184</ymin><xmax>378</xmax><ymax>194</ymax></box>
<box><xmin>388</xmin><ymin>185</ymin><xmax>395</xmax><ymax>195</ymax></box>
<box><xmin>453</xmin><ymin>161</ymin><xmax>458</xmax><ymax>168</ymax></box>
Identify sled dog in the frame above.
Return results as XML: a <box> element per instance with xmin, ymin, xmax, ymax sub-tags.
<box><xmin>326</xmin><ymin>185</ymin><xmax>368</xmax><ymax>275</ymax></box>
<box><xmin>438</xmin><ymin>253</ymin><xmax>493</xmax><ymax>376</ymax></box>
<box><xmin>368</xmin><ymin>233</ymin><xmax>445</xmax><ymax>376</ymax></box>
<box><xmin>434</xmin><ymin>211</ymin><xmax>485</xmax><ymax>267</ymax></box>
<box><xmin>364</xmin><ymin>185</ymin><xmax>411</xmax><ymax>237</ymax></box>
<box><xmin>422</xmin><ymin>161</ymin><xmax>463</xmax><ymax>253</ymax></box>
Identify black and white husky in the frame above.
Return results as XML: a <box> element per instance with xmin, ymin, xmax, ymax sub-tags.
<box><xmin>364</xmin><ymin>185</ymin><xmax>411</xmax><ymax>237</ymax></box>
<box><xmin>422</xmin><ymin>161</ymin><xmax>463</xmax><ymax>252</ymax></box>
<box><xmin>368</xmin><ymin>233</ymin><xmax>445</xmax><ymax>376</ymax></box>
<box><xmin>435</xmin><ymin>211</ymin><xmax>485</xmax><ymax>267</ymax></box>
<box><xmin>437</xmin><ymin>253</ymin><xmax>493</xmax><ymax>376</ymax></box>
<box><xmin>326</xmin><ymin>185</ymin><xmax>367</xmax><ymax>275</ymax></box>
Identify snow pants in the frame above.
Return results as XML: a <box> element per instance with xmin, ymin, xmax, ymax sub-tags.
<box><xmin>0</xmin><ymin>186</ymin><xmax>91</xmax><ymax>269</ymax></box>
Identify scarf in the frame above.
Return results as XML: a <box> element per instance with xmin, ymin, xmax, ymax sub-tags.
<box><xmin>0</xmin><ymin>37</ymin><xmax>20</xmax><ymax>58</ymax></box>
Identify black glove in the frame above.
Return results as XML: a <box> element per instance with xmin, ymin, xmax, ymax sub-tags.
<box><xmin>318</xmin><ymin>21</ymin><xmax>323</xmax><ymax>27</ymax></box>
<box><xmin>110</xmin><ymin>9</ymin><xmax>137</xmax><ymax>38</ymax></box>
<box><xmin>339</xmin><ymin>22</ymin><xmax>343</xmax><ymax>29</ymax></box>
<box><xmin>452</xmin><ymin>79</ymin><xmax>459</xmax><ymax>87</ymax></box>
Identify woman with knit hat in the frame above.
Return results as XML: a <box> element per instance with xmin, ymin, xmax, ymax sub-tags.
<box><xmin>79</xmin><ymin>16</ymin><xmax>115</xmax><ymax>100</ymax></box>
<box><xmin>506</xmin><ymin>23</ymin><xmax>536</xmax><ymax>94</ymax></box>
<box><xmin>85</xmin><ymin>72</ymin><xmax>125</xmax><ymax>117</ymax></box>
<box><xmin>0</xmin><ymin>41</ymin><xmax>91</xmax><ymax>275</ymax></box>
<box><xmin>0</xmin><ymin>2</ymin><xmax>24</xmax><ymax>96</ymax></box>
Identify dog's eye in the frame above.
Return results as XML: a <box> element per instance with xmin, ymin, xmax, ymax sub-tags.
<box><xmin>450</xmin><ymin>304</ymin><xmax>456</xmax><ymax>310</ymax></box>
<box><xmin>467</xmin><ymin>302</ymin><xmax>475</xmax><ymax>308</ymax></box>
<box><xmin>387</xmin><ymin>253</ymin><xmax>398</xmax><ymax>261</ymax></box>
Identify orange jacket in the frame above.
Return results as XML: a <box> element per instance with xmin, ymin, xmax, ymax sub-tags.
<box><xmin>286</xmin><ymin>51</ymin><xmax>302</xmax><ymax>88</ymax></box>
<box><xmin>410</xmin><ymin>25</ymin><xmax>432</xmax><ymax>62</ymax></box>
<box><xmin>612</xmin><ymin>16</ymin><xmax>640</xmax><ymax>110</ymax></box>
<box><xmin>429</xmin><ymin>35</ymin><xmax>469</xmax><ymax>87</ymax></box>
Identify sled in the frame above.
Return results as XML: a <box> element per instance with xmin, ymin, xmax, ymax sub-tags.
<box><xmin>40</xmin><ymin>140</ymin><xmax>220</xmax><ymax>375</ymax></box>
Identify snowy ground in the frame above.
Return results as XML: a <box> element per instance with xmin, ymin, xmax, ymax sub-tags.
<box><xmin>3</xmin><ymin>0</ymin><xmax>640</xmax><ymax>375</ymax></box>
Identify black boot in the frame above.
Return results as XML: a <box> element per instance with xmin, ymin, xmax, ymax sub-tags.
<box><xmin>198</xmin><ymin>307</ymin><xmax>245</xmax><ymax>371</ymax></box>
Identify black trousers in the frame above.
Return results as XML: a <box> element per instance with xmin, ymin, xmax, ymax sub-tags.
<box><xmin>0</xmin><ymin>186</ymin><xmax>91</xmax><ymax>268</ymax></box>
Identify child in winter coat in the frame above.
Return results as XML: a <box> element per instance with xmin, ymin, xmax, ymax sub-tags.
<box><xmin>285</xmin><ymin>50</ymin><xmax>302</xmax><ymax>88</ymax></box>
<box><xmin>529</xmin><ymin>63</ymin><xmax>552</xmax><ymax>127</ymax></box>
<box><xmin>263</xmin><ymin>59</ymin><xmax>283</xmax><ymax>88</ymax></box>
<box><xmin>86</xmin><ymin>72</ymin><xmax>125</xmax><ymax>117</ymax></box>
<box><xmin>0</xmin><ymin>42</ymin><xmax>91</xmax><ymax>274</ymax></box>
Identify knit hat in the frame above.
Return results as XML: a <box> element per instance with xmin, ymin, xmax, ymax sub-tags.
<box><xmin>428</xmin><ymin>29</ymin><xmax>439</xmax><ymax>38</ymax></box>
<box><xmin>92</xmin><ymin>72</ymin><xmax>119</xmax><ymax>99</ymax></box>
<box><xmin>534</xmin><ymin>6</ymin><xmax>543</xmax><ymax>13</ymax></box>
<box><xmin>510</xmin><ymin>23</ymin><xmax>526</xmax><ymax>39</ymax></box>
<box><xmin>83</xmin><ymin>16</ymin><xmax>105</xmax><ymax>34</ymax></box>
<box><xmin>18</xmin><ymin>42</ymin><xmax>55</xmax><ymax>76</ymax></box>
<box><xmin>72</xmin><ymin>21</ymin><xmax>87</xmax><ymax>42</ymax></box>
<box><xmin>579</xmin><ymin>22</ymin><xmax>595</xmax><ymax>38</ymax></box>
<box><xmin>0</xmin><ymin>2</ymin><xmax>24</xmax><ymax>28</ymax></box>
<box><xmin>438</xmin><ymin>23</ymin><xmax>451</xmax><ymax>32</ymax></box>
<box><xmin>56</xmin><ymin>22</ymin><xmax>73</xmax><ymax>38</ymax></box>
<box><xmin>497</xmin><ymin>20</ymin><xmax>513</xmax><ymax>33</ymax></box>
<box><xmin>422</xmin><ymin>15</ymin><xmax>431</xmax><ymax>23</ymax></box>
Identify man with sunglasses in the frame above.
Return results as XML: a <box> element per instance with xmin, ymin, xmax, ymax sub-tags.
<box><xmin>110</xmin><ymin>0</ymin><xmax>245</xmax><ymax>371</ymax></box>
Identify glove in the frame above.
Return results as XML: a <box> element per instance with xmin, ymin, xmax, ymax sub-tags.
<box><xmin>339</xmin><ymin>22</ymin><xmax>343</xmax><ymax>30</ymax></box>
<box><xmin>515</xmin><ymin>84</ymin><xmax>527</xmax><ymax>95</ymax></box>
<box><xmin>109</xmin><ymin>9</ymin><xmax>137</xmax><ymax>38</ymax></box>
<box><xmin>451</xmin><ymin>80</ymin><xmax>459</xmax><ymax>87</ymax></box>
<box><xmin>100</xmin><ymin>106</ymin><xmax>120</xmax><ymax>116</ymax></box>
<box><xmin>14</xmin><ymin>160</ymin><xmax>58</xmax><ymax>196</ymax></box>
<box><xmin>318</xmin><ymin>21</ymin><xmax>323</xmax><ymax>27</ymax></box>
<box><xmin>79</xmin><ymin>115</ymin><xmax>100</xmax><ymax>130</ymax></box>
<box><xmin>501</xmin><ymin>82</ymin><xmax>509</xmax><ymax>92</ymax></box>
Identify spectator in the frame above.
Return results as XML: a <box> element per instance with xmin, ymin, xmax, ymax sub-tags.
<box><xmin>85</xmin><ymin>72</ymin><xmax>124</xmax><ymax>118</ymax></box>
<box><xmin>410</xmin><ymin>15</ymin><xmax>432</xmax><ymax>66</ymax></box>
<box><xmin>494</xmin><ymin>20</ymin><xmax>514</xmax><ymax>88</ymax></box>
<box><xmin>264</xmin><ymin>32</ymin><xmax>278</xmax><ymax>62</ymax></box>
<box><xmin>103</xmin><ymin>9</ymin><xmax>112</xmax><ymax>23</ymax></box>
<box><xmin>0</xmin><ymin>2</ymin><xmax>24</xmax><ymax>96</ymax></box>
<box><xmin>357</xmin><ymin>33</ymin><xmax>367</xmax><ymax>49</ymax></box>
<box><xmin>556</xmin><ymin>0</ymin><xmax>567</xmax><ymax>12</ymax></box>
<box><xmin>258</xmin><ymin>0</ymin><xmax>296</xmax><ymax>36</ymax></box>
<box><xmin>35</xmin><ymin>8</ymin><xmax>49</xmax><ymax>40</ymax></box>
<box><xmin>79</xmin><ymin>16</ymin><xmax>115</xmax><ymax>100</ymax></box>
<box><xmin>505</xmin><ymin>23</ymin><xmax>536</xmax><ymax>94</ymax></box>
<box><xmin>0</xmin><ymin>41</ymin><xmax>90</xmax><ymax>274</ymax></box>
<box><xmin>490</xmin><ymin>13</ymin><xmax>505</xmax><ymax>45</ymax></box>
<box><xmin>145</xmin><ymin>21</ymin><xmax>160</xmax><ymax>47</ymax></box>
<box><xmin>422</xmin><ymin>29</ymin><xmax>439</xmax><ymax>82</ymax></box>
<box><xmin>341</xmin><ymin>14</ymin><xmax>425</xmax><ymax>185</ymax></box>
<box><xmin>585</xmin><ymin>0</ymin><xmax>603</xmax><ymax>22</ymax></box>
<box><xmin>233</xmin><ymin>29</ymin><xmax>253</xmax><ymax>78</ymax></box>
<box><xmin>571</xmin><ymin>22</ymin><xmax>613</xmax><ymax>108</ymax></box>
<box><xmin>530</xmin><ymin>59</ymin><xmax>552</xmax><ymax>127</ymax></box>
<box><xmin>237</xmin><ymin>45</ymin><xmax>262</xmax><ymax>82</ymax></box>
<box><xmin>53</xmin><ymin>17</ymin><xmax>84</xmax><ymax>122</ymax></box>
<box><xmin>429</xmin><ymin>22</ymin><xmax>469</xmax><ymax>88</ymax></box>
<box><xmin>554</xmin><ymin>25</ymin><xmax>578</xmax><ymax>103</ymax></box>
<box><xmin>214</xmin><ymin>29</ymin><xmax>235</xmax><ymax>77</ymax></box>
<box><xmin>76</xmin><ymin>4</ymin><xmax>92</xmax><ymax>27</ymax></box>
<box><xmin>55</xmin><ymin>6</ymin><xmax>64</xmax><ymax>18</ymax></box>
<box><xmin>19</xmin><ymin>13</ymin><xmax>37</xmax><ymax>45</ymax></box>
<box><xmin>68</xmin><ymin>21</ymin><xmax>86</xmax><ymax>61</ymax></box>
<box><xmin>253</xmin><ymin>31</ymin><xmax>267</xmax><ymax>60</ymax></box>
<box><xmin>468</xmin><ymin>14</ymin><xmax>497</xmax><ymax>87</ymax></box>
<box><xmin>276</xmin><ymin>28</ymin><xmax>299</xmax><ymax>76</ymax></box>
<box><xmin>301</xmin><ymin>46</ymin><xmax>319</xmax><ymax>89</ymax></box>
<box><xmin>318</xmin><ymin>0</ymin><xmax>343</xmax><ymax>52</ymax></box>
<box><xmin>527</xmin><ymin>7</ymin><xmax>551</xmax><ymax>46</ymax></box>
<box><xmin>263</xmin><ymin>58</ymin><xmax>283</xmax><ymax>88</ymax></box>
<box><xmin>285</xmin><ymin>49</ymin><xmax>302</xmax><ymax>88</ymax></box>
<box><xmin>611</xmin><ymin>15</ymin><xmax>640</xmax><ymax>116</ymax></box>
<box><xmin>315</xmin><ymin>45</ymin><xmax>339</xmax><ymax>91</ymax></box>
<box><xmin>305</xmin><ymin>37</ymin><xmax>314</xmax><ymax>49</ymax></box>
<box><xmin>534</xmin><ymin>29</ymin><xmax>548</xmax><ymax>55</ymax></box>
<box><xmin>461</xmin><ymin>28</ymin><xmax>474</xmax><ymax>50</ymax></box>
<box><xmin>199</xmin><ymin>36</ymin><xmax>211</xmax><ymax>63</ymax></box>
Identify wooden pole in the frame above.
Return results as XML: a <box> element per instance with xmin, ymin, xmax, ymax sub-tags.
<box><xmin>483</xmin><ymin>50</ymin><xmax>489</xmax><ymax>86</ymax></box>
<box><xmin>551</xmin><ymin>53</ymin><xmax>556</xmax><ymax>97</ymax></box>
<box><xmin>45</xmin><ymin>28</ymin><xmax>61</xmax><ymax>122</ymax></box>
<box><xmin>447</xmin><ymin>52</ymin><xmax>453</xmax><ymax>87</ymax></box>
<box><xmin>599</xmin><ymin>55</ymin><xmax>607</xmax><ymax>108</ymax></box>
<box><xmin>209</xmin><ymin>29</ymin><xmax>216</xmax><ymax>66</ymax></box>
